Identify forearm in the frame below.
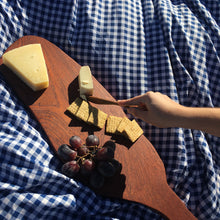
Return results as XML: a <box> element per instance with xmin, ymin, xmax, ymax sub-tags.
<box><xmin>172</xmin><ymin>107</ymin><xmax>220</xmax><ymax>137</ymax></box>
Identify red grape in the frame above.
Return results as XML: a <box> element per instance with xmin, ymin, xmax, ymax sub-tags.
<box><xmin>80</xmin><ymin>159</ymin><xmax>95</xmax><ymax>176</ymax></box>
<box><xmin>103</xmin><ymin>141</ymin><xmax>116</xmax><ymax>151</ymax></box>
<box><xmin>62</xmin><ymin>161</ymin><xmax>80</xmax><ymax>177</ymax></box>
<box><xmin>77</xmin><ymin>145</ymin><xmax>89</xmax><ymax>156</ymax></box>
<box><xmin>96</xmin><ymin>147</ymin><xmax>114</xmax><ymax>160</ymax></box>
<box><xmin>58</xmin><ymin>144</ymin><xmax>77</xmax><ymax>162</ymax></box>
<box><xmin>86</xmin><ymin>134</ymin><xmax>100</xmax><ymax>146</ymax></box>
<box><xmin>82</xmin><ymin>159</ymin><xmax>95</xmax><ymax>171</ymax></box>
<box><xmin>69</xmin><ymin>135</ymin><xmax>83</xmax><ymax>150</ymax></box>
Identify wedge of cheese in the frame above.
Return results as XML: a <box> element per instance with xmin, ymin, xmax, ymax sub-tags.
<box><xmin>2</xmin><ymin>44</ymin><xmax>49</xmax><ymax>91</ymax></box>
<box><xmin>78</xmin><ymin>66</ymin><xmax>93</xmax><ymax>98</ymax></box>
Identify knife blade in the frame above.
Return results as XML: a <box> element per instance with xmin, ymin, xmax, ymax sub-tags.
<box><xmin>86</xmin><ymin>96</ymin><xmax>142</xmax><ymax>108</ymax></box>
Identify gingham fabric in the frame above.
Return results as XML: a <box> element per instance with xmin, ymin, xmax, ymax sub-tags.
<box><xmin>0</xmin><ymin>0</ymin><xmax>219</xmax><ymax>219</ymax></box>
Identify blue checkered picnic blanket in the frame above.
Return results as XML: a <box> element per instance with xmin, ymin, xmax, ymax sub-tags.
<box><xmin>0</xmin><ymin>0</ymin><xmax>219</xmax><ymax>219</ymax></box>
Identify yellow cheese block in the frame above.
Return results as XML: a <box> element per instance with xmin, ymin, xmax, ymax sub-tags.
<box><xmin>2</xmin><ymin>44</ymin><xmax>49</xmax><ymax>91</ymax></box>
<box><xmin>78</xmin><ymin>66</ymin><xmax>93</xmax><ymax>97</ymax></box>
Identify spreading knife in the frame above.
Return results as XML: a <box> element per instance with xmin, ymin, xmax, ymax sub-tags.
<box><xmin>86</xmin><ymin>96</ymin><xmax>145</xmax><ymax>109</ymax></box>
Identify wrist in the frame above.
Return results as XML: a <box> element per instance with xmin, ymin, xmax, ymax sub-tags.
<box><xmin>169</xmin><ymin>106</ymin><xmax>191</xmax><ymax>128</ymax></box>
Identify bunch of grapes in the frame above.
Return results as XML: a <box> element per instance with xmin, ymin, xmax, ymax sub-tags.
<box><xmin>57</xmin><ymin>134</ymin><xmax>122</xmax><ymax>189</ymax></box>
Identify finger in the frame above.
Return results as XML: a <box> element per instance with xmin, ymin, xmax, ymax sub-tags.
<box><xmin>117</xmin><ymin>94</ymin><xmax>147</xmax><ymax>106</ymax></box>
<box><xmin>127</xmin><ymin>107</ymin><xmax>149</xmax><ymax>122</ymax></box>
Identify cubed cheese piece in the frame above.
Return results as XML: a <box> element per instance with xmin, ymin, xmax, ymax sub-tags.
<box><xmin>2</xmin><ymin>44</ymin><xmax>49</xmax><ymax>91</ymax></box>
<box><xmin>78</xmin><ymin>66</ymin><xmax>93</xmax><ymax>97</ymax></box>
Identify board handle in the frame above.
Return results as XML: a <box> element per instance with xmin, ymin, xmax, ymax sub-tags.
<box><xmin>153</xmin><ymin>184</ymin><xmax>197</xmax><ymax>220</ymax></box>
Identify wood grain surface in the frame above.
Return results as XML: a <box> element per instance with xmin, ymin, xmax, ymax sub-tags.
<box><xmin>0</xmin><ymin>36</ymin><xmax>196</xmax><ymax>220</ymax></box>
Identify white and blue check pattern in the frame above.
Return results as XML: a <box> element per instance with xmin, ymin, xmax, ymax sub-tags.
<box><xmin>0</xmin><ymin>1</ymin><xmax>220</xmax><ymax>219</ymax></box>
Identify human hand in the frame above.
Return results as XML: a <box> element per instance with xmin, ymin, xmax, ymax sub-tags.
<box><xmin>117</xmin><ymin>91</ymin><xmax>184</xmax><ymax>128</ymax></box>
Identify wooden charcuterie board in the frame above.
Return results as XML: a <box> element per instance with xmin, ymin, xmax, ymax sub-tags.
<box><xmin>0</xmin><ymin>36</ymin><xmax>196</xmax><ymax>220</ymax></box>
